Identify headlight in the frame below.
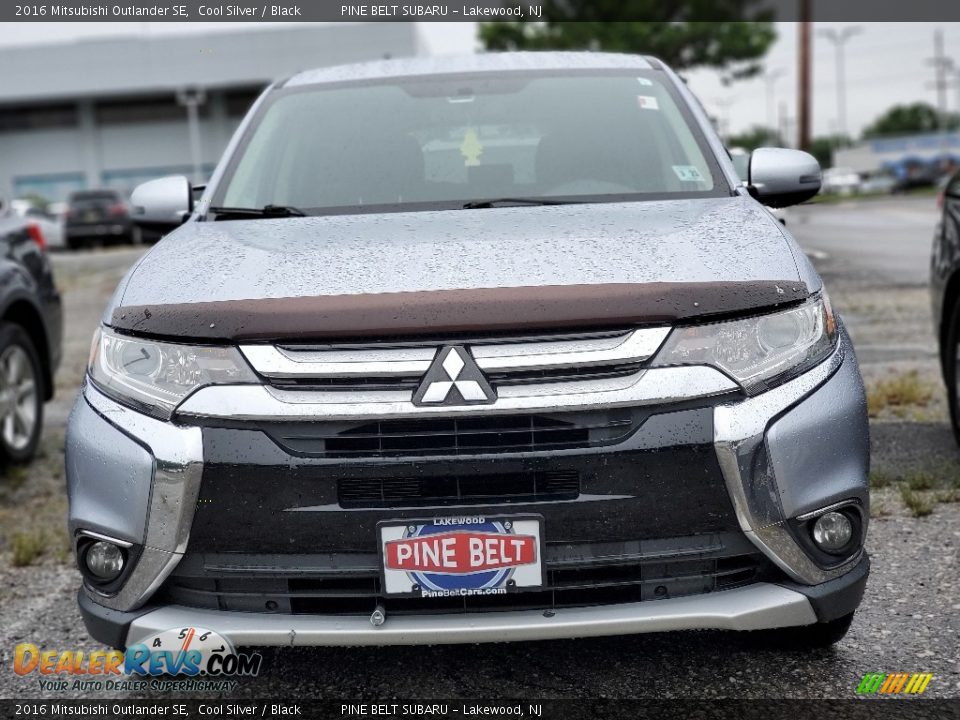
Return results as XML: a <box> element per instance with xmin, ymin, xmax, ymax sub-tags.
<box><xmin>88</xmin><ymin>326</ymin><xmax>257</xmax><ymax>419</ymax></box>
<box><xmin>649</xmin><ymin>294</ymin><xmax>837</xmax><ymax>395</ymax></box>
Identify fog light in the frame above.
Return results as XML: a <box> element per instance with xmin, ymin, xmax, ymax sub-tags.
<box><xmin>84</xmin><ymin>541</ymin><xmax>125</xmax><ymax>580</ymax></box>
<box><xmin>811</xmin><ymin>511</ymin><xmax>853</xmax><ymax>553</ymax></box>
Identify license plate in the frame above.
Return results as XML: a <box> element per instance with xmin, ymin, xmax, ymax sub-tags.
<box><xmin>379</xmin><ymin>515</ymin><xmax>543</xmax><ymax>597</ymax></box>
<box><xmin>85</xmin><ymin>211</ymin><xmax>98</xmax><ymax>222</ymax></box>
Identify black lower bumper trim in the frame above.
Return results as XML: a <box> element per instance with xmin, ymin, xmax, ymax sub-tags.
<box><xmin>77</xmin><ymin>589</ymin><xmax>153</xmax><ymax>650</ymax></box>
<box><xmin>775</xmin><ymin>553</ymin><xmax>870</xmax><ymax>623</ymax></box>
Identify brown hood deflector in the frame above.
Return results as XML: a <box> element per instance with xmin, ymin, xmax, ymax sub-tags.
<box><xmin>110</xmin><ymin>281</ymin><xmax>810</xmax><ymax>342</ymax></box>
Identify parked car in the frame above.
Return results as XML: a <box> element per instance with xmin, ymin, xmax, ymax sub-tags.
<box><xmin>932</xmin><ymin>169</ymin><xmax>960</xmax><ymax>446</ymax></box>
<box><xmin>64</xmin><ymin>189</ymin><xmax>139</xmax><ymax>249</ymax></box>
<box><xmin>893</xmin><ymin>161</ymin><xmax>942</xmax><ymax>193</ymax></box>
<box><xmin>821</xmin><ymin>167</ymin><xmax>861</xmax><ymax>196</ymax></box>
<box><xmin>0</xmin><ymin>196</ymin><xmax>62</xmax><ymax>463</ymax></box>
<box><xmin>67</xmin><ymin>53</ymin><xmax>869</xmax><ymax>652</ymax></box>
<box><xmin>11</xmin><ymin>199</ymin><xmax>65</xmax><ymax>251</ymax></box>
<box><xmin>858</xmin><ymin>173</ymin><xmax>897</xmax><ymax>196</ymax></box>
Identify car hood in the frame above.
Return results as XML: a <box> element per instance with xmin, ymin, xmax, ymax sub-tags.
<box><xmin>111</xmin><ymin>196</ymin><xmax>811</xmax><ymax>341</ymax></box>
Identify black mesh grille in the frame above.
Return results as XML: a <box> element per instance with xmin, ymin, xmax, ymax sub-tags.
<box><xmin>265</xmin><ymin>409</ymin><xmax>639</xmax><ymax>458</ymax></box>
<box><xmin>338</xmin><ymin>470</ymin><xmax>580</xmax><ymax>508</ymax></box>
<box><xmin>163</xmin><ymin>536</ymin><xmax>771</xmax><ymax>617</ymax></box>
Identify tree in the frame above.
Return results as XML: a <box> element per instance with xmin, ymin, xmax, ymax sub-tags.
<box><xmin>862</xmin><ymin>102</ymin><xmax>960</xmax><ymax>139</ymax></box>
<box><xmin>808</xmin><ymin>135</ymin><xmax>853</xmax><ymax>169</ymax></box>
<box><xmin>726</xmin><ymin>125</ymin><xmax>783</xmax><ymax>150</ymax></box>
<box><xmin>480</xmin><ymin>3</ymin><xmax>777</xmax><ymax>83</ymax></box>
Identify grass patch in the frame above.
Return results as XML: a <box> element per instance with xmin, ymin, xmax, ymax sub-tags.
<box><xmin>899</xmin><ymin>486</ymin><xmax>936</xmax><ymax>517</ymax></box>
<box><xmin>0</xmin><ymin>464</ymin><xmax>30</xmax><ymax>492</ymax></box>
<box><xmin>869</xmin><ymin>470</ymin><xmax>897</xmax><ymax>488</ymax></box>
<box><xmin>871</xmin><ymin>462</ymin><xmax>960</xmax><ymax>517</ymax></box>
<box><xmin>867</xmin><ymin>371</ymin><xmax>935</xmax><ymax>418</ymax></box>
<box><xmin>870</xmin><ymin>498</ymin><xmax>892</xmax><ymax>518</ymax></box>
<box><xmin>10</xmin><ymin>528</ymin><xmax>50</xmax><ymax>567</ymax></box>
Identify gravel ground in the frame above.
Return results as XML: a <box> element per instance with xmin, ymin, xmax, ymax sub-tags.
<box><xmin>0</xmin><ymin>234</ymin><xmax>958</xmax><ymax>701</ymax></box>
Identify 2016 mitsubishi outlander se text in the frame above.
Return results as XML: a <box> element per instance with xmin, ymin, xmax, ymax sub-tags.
<box><xmin>67</xmin><ymin>53</ymin><xmax>870</xmax><ymax>650</ymax></box>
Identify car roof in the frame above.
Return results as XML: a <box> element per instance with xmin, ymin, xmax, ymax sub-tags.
<box><xmin>284</xmin><ymin>52</ymin><xmax>661</xmax><ymax>89</ymax></box>
<box><xmin>69</xmin><ymin>189</ymin><xmax>120</xmax><ymax>199</ymax></box>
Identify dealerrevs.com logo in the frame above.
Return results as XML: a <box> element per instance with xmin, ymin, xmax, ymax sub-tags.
<box><xmin>14</xmin><ymin>627</ymin><xmax>262</xmax><ymax>693</ymax></box>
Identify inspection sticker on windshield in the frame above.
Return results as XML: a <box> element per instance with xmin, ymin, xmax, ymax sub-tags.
<box><xmin>637</xmin><ymin>77</ymin><xmax>653</xmax><ymax>86</ymax></box>
<box><xmin>673</xmin><ymin>165</ymin><xmax>705</xmax><ymax>182</ymax></box>
<box><xmin>636</xmin><ymin>95</ymin><xmax>660</xmax><ymax>110</ymax></box>
<box><xmin>379</xmin><ymin>515</ymin><xmax>543</xmax><ymax>597</ymax></box>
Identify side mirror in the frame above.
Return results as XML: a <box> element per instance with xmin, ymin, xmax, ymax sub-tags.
<box><xmin>129</xmin><ymin>176</ymin><xmax>193</xmax><ymax>232</ymax></box>
<box><xmin>748</xmin><ymin>148</ymin><xmax>822</xmax><ymax>208</ymax></box>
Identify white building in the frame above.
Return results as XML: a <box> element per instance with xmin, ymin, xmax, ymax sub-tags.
<box><xmin>0</xmin><ymin>24</ymin><xmax>425</xmax><ymax>203</ymax></box>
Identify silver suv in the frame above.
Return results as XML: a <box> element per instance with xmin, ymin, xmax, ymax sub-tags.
<box><xmin>67</xmin><ymin>53</ymin><xmax>869</xmax><ymax>650</ymax></box>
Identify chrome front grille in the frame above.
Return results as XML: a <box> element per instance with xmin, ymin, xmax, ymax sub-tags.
<box><xmin>176</xmin><ymin>326</ymin><xmax>742</xmax><ymax>422</ymax></box>
<box><xmin>240</xmin><ymin>327</ymin><xmax>671</xmax><ymax>391</ymax></box>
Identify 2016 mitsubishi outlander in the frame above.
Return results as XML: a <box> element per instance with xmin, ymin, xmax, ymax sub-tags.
<box><xmin>66</xmin><ymin>53</ymin><xmax>870</xmax><ymax>650</ymax></box>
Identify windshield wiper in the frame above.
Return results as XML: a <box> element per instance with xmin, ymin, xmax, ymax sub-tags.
<box><xmin>462</xmin><ymin>198</ymin><xmax>576</xmax><ymax>209</ymax></box>
<box><xmin>209</xmin><ymin>204</ymin><xmax>307</xmax><ymax>219</ymax></box>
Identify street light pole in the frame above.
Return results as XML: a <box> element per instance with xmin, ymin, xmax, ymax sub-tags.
<box><xmin>764</xmin><ymin>69</ymin><xmax>786</xmax><ymax>135</ymax></box>
<box><xmin>712</xmin><ymin>97</ymin><xmax>735</xmax><ymax>142</ymax></box>
<box><xmin>818</xmin><ymin>26</ymin><xmax>862</xmax><ymax>139</ymax></box>
<box><xmin>176</xmin><ymin>86</ymin><xmax>207</xmax><ymax>185</ymax></box>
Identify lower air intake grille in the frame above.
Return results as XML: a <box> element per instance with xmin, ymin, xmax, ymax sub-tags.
<box><xmin>338</xmin><ymin>470</ymin><xmax>580</xmax><ymax>509</ymax></box>
<box><xmin>266</xmin><ymin>409</ymin><xmax>639</xmax><ymax>458</ymax></box>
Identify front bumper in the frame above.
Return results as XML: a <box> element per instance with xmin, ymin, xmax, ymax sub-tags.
<box><xmin>66</xmin><ymin>330</ymin><xmax>869</xmax><ymax>648</ymax></box>
<box><xmin>80</xmin><ymin>556</ymin><xmax>869</xmax><ymax>649</ymax></box>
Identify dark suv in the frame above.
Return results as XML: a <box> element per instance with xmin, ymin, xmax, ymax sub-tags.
<box><xmin>65</xmin><ymin>189</ymin><xmax>138</xmax><ymax>249</ymax></box>
<box><xmin>932</xmin><ymin>169</ymin><xmax>960</xmax><ymax>444</ymax></box>
<box><xmin>0</xmin><ymin>197</ymin><xmax>62</xmax><ymax>463</ymax></box>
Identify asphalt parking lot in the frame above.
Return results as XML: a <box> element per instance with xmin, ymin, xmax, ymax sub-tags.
<box><xmin>0</xmin><ymin>196</ymin><xmax>958</xmax><ymax>700</ymax></box>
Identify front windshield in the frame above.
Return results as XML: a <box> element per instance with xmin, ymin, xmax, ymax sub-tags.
<box><xmin>216</xmin><ymin>71</ymin><xmax>725</xmax><ymax>215</ymax></box>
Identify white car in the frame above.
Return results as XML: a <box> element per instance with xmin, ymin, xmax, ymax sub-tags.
<box><xmin>11</xmin><ymin>199</ymin><xmax>65</xmax><ymax>250</ymax></box>
<box><xmin>822</xmin><ymin>167</ymin><xmax>861</xmax><ymax>196</ymax></box>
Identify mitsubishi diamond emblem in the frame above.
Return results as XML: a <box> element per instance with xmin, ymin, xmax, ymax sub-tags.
<box><xmin>412</xmin><ymin>346</ymin><xmax>496</xmax><ymax>406</ymax></box>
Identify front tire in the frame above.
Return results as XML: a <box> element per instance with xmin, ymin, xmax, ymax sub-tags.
<box><xmin>0</xmin><ymin>323</ymin><xmax>44</xmax><ymax>465</ymax></box>
<box><xmin>945</xmin><ymin>295</ymin><xmax>960</xmax><ymax>447</ymax></box>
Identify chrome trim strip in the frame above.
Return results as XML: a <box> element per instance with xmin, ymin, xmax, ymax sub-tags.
<box><xmin>83</xmin><ymin>383</ymin><xmax>203</xmax><ymax>612</ymax></box>
<box><xmin>175</xmin><ymin>366</ymin><xmax>739</xmax><ymax>422</ymax></box>
<box><xmin>126</xmin><ymin>583</ymin><xmax>816</xmax><ymax>647</ymax></box>
<box><xmin>714</xmin><ymin>340</ymin><xmax>862</xmax><ymax>585</ymax></box>
<box><xmin>240</xmin><ymin>345</ymin><xmax>434</xmax><ymax>378</ymax></box>
<box><xmin>794</xmin><ymin>498</ymin><xmax>863</xmax><ymax>522</ymax></box>
<box><xmin>239</xmin><ymin>328</ymin><xmax>671</xmax><ymax>379</ymax></box>
<box><xmin>473</xmin><ymin>327</ymin><xmax>671</xmax><ymax>372</ymax></box>
<box><xmin>284</xmin><ymin>494</ymin><xmax>635</xmax><ymax>513</ymax></box>
<box><xmin>75</xmin><ymin>529</ymin><xmax>134</xmax><ymax>549</ymax></box>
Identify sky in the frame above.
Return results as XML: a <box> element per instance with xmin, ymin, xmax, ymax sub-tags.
<box><xmin>0</xmin><ymin>21</ymin><xmax>958</xmax><ymax>144</ymax></box>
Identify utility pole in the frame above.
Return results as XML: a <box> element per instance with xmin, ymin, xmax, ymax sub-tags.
<box><xmin>954</xmin><ymin>65</ymin><xmax>960</xmax><ymax>116</ymax></box>
<box><xmin>764</xmin><ymin>68</ymin><xmax>786</xmax><ymax>134</ymax></box>
<box><xmin>713</xmin><ymin>97</ymin><xmax>736</xmax><ymax>142</ymax></box>
<box><xmin>779</xmin><ymin>100</ymin><xmax>793</xmax><ymax>148</ymax></box>
<box><xmin>927</xmin><ymin>29</ymin><xmax>950</xmax><ymax>127</ymax></box>
<box><xmin>818</xmin><ymin>26</ymin><xmax>862</xmax><ymax>138</ymax></box>
<box><xmin>927</xmin><ymin>29</ymin><xmax>952</xmax><ymax>171</ymax></box>
<box><xmin>797</xmin><ymin>3</ymin><xmax>813</xmax><ymax>151</ymax></box>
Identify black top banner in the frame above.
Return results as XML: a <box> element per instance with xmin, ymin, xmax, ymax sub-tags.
<box><xmin>5</xmin><ymin>0</ymin><xmax>960</xmax><ymax>22</ymax></box>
